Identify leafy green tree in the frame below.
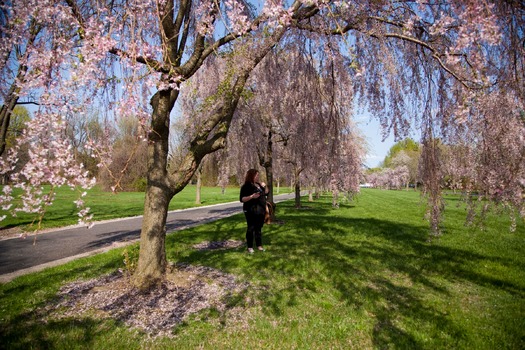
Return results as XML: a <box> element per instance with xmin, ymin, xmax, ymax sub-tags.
<box><xmin>383</xmin><ymin>138</ymin><xmax>420</xmax><ymax>168</ymax></box>
<box><xmin>1</xmin><ymin>106</ymin><xmax>31</xmax><ymax>184</ymax></box>
<box><xmin>383</xmin><ymin>138</ymin><xmax>421</xmax><ymax>189</ymax></box>
<box><xmin>5</xmin><ymin>106</ymin><xmax>30</xmax><ymax>149</ymax></box>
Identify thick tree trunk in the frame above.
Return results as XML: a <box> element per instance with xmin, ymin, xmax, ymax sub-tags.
<box><xmin>134</xmin><ymin>89</ymin><xmax>174</xmax><ymax>290</ymax></box>
<box><xmin>134</xmin><ymin>185</ymin><xmax>171</xmax><ymax>288</ymax></box>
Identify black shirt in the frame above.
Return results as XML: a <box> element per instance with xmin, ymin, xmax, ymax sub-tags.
<box><xmin>240</xmin><ymin>182</ymin><xmax>267</xmax><ymax>214</ymax></box>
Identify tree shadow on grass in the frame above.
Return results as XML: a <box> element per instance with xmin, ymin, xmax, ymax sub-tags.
<box><xmin>0</xmin><ymin>312</ymin><xmax>120</xmax><ymax>350</ymax></box>
<box><xmin>0</xmin><ymin>256</ymin><xmax>125</xmax><ymax>349</ymax></box>
<box><xmin>165</xmin><ymin>214</ymin><xmax>246</xmax><ymax>261</ymax></box>
<box><xmin>172</xmin><ymin>201</ymin><xmax>524</xmax><ymax>348</ymax></box>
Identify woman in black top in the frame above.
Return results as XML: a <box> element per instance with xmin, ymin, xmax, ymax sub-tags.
<box><xmin>240</xmin><ymin>169</ymin><xmax>269</xmax><ymax>253</ymax></box>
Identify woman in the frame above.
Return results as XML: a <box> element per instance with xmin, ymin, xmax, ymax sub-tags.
<box><xmin>240</xmin><ymin>169</ymin><xmax>269</xmax><ymax>253</ymax></box>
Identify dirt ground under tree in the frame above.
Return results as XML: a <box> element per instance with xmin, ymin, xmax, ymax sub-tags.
<box><xmin>44</xmin><ymin>240</ymin><xmax>252</xmax><ymax>338</ymax></box>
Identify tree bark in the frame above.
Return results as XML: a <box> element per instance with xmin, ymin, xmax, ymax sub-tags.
<box><xmin>262</xmin><ymin>130</ymin><xmax>274</xmax><ymax>204</ymax></box>
<box><xmin>294</xmin><ymin>167</ymin><xmax>302</xmax><ymax>208</ymax></box>
<box><xmin>260</xmin><ymin>129</ymin><xmax>277</xmax><ymax>222</ymax></box>
<box><xmin>135</xmin><ymin>184</ymin><xmax>171</xmax><ymax>287</ymax></box>
<box><xmin>0</xmin><ymin>67</ymin><xmax>27</xmax><ymax>156</ymax></box>
<box><xmin>0</xmin><ymin>21</ymin><xmax>38</xmax><ymax>156</ymax></box>
<box><xmin>195</xmin><ymin>165</ymin><xmax>202</xmax><ymax>204</ymax></box>
<box><xmin>332</xmin><ymin>189</ymin><xmax>339</xmax><ymax>208</ymax></box>
<box><xmin>294</xmin><ymin>181</ymin><xmax>301</xmax><ymax>208</ymax></box>
<box><xmin>133</xmin><ymin>89</ymin><xmax>174</xmax><ymax>289</ymax></box>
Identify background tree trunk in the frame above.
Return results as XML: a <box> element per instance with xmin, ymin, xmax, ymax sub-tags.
<box><xmin>262</xmin><ymin>130</ymin><xmax>274</xmax><ymax>204</ymax></box>
<box><xmin>195</xmin><ymin>165</ymin><xmax>202</xmax><ymax>204</ymax></box>
<box><xmin>294</xmin><ymin>167</ymin><xmax>302</xmax><ymax>208</ymax></box>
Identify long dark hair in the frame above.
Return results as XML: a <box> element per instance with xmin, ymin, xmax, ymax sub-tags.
<box><xmin>244</xmin><ymin>169</ymin><xmax>258</xmax><ymax>185</ymax></box>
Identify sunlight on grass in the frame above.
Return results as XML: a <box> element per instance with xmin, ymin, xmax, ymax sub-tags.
<box><xmin>0</xmin><ymin>185</ymin><xmax>251</xmax><ymax>231</ymax></box>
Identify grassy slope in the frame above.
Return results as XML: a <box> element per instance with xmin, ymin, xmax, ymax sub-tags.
<box><xmin>0</xmin><ymin>189</ymin><xmax>523</xmax><ymax>349</ymax></box>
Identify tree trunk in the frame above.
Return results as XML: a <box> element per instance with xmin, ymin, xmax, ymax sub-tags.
<box><xmin>134</xmin><ymin>185</ymin><xmax>171</xmax><ymax>288</ymax></box>
<box><xmin>259</xmin><ymin>130</ymin><xmax>274</xmax><ymax>202</ymax></box>
<box><xmin>195</xmin><ymin>166</ymin><xmax>202</xmax><ymax>204</ymax></box>
<box><xmin>294</xmin><ymin>167</ymin><xmax>302</xmax><ymax>208</ymax></box>
<box><xmin>0</xmin><ymin>72</ymin><xmax>26</xmax><ymax>156</ymax></box>
<box><xmin>294</xmin><ymin>181</ymin><xmax>301</xmax><ymax>208</ymax></box>
<box><xmin>133</xmin><ymin>89</ymin><xmax>174</xmax><ymax>290</ymax></box>
<box><xmin>261</xmin><ymin>129</ymin><xmax>278</xmax><ymax>222</ymax></box>
<box><xmin>332</xmin><ymin>189</ymin><xmax>339</xmax><ymax>208</ymax></box>
<box><xmin>0</xmin><ymin>22</ymin><xmax>37</xmax><ymax>157</ymax></box>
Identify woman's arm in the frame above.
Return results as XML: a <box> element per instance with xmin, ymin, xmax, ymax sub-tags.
<box><xmin>241</xmin><ymin>192</ymin><xmax>260</xmax><ymax>203</ymax></box>
<box><xmin>240</xmin><ymin>184</ymin><xmax>261</xmax><ymax>203</ymax></box>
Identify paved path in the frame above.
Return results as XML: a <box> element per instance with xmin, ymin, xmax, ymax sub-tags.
<box><xmin>0</xmin><ymin>193</ymin><xmax>296</xmax><ymax>283</ymax></box>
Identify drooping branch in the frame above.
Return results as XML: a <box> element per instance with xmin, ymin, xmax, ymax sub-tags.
<box><xmin>294</xmin><ymin>14</ymin><xmax>488</xmax><ymax>89</ymax></box>
<box><xmin>168</xmin><ymin>26</ymin><xmax>288</xmax><ymax>193</ymax></box>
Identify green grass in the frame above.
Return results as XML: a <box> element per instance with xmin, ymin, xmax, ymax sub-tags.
<box><xmin>0</xmin><ymin>184</ymin><xmax>281</xmax><ymax>231</ymax></box>
<box><xmin>0</xmin><ymin>189</ymin><xmax>524</xmax><ymax>349</ymax></box>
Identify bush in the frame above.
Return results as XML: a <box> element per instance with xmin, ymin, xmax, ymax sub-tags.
<box><xmin>122</xmin><ymin>244</ymin><xmax>140</xmax><ymax>278</ymax></box>
<box><xmin>132</xmin><ymin>177</ymin><xmax>147</xmax><ymax>192</ymax></box>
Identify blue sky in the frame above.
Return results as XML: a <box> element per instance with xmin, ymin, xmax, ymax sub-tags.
<box><xmin>355</xmin><ymin>114</ymin><xmax>396</xmax><ymax>168</ymax></box>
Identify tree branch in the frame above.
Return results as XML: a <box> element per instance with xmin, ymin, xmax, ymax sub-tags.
<box><xmin>295</xmin><ymin>14</ymin><xmax>488</xmax><ymax>89</ymax></box>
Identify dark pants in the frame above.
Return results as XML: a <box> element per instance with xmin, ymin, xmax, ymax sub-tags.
<box><xmin>244</xmin><ymin>210</ymin><xmax>265</xmax><ymax>248</ymax></box>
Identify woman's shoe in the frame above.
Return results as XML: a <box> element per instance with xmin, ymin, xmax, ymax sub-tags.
<box><xmin>257</xmin><ymin>246</ymin><xmax>265</xmax><ymax>252</ymax></box>
<box><xmin>247</xmin><ymin>248</ymin><xmax>254</xmax><ymax>254</ymax></box>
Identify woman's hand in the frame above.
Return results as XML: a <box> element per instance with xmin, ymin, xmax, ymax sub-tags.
<box><xmin>244</xmin><ymin>192</ymin><xmax>260</xmax><ymax>202</ymax></box>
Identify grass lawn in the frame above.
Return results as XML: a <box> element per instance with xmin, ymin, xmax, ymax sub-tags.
<box><xmin>0</xmin><ymin>188</ymin><xmax>523</xmax><ymax>349</ymax></box>
<box><xmin>0</xmin><ymin>184</ymin><xmax>261</xmax><ymax>231</ymax></box>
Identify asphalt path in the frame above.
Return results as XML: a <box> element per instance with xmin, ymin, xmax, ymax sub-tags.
<box><xmin>0</xmin><ymin>193</ymin><xmax>296</xmax><ymax>283</ymax></box>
